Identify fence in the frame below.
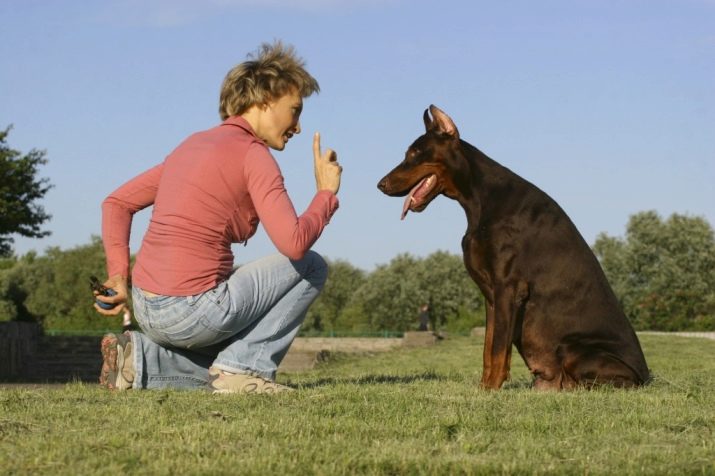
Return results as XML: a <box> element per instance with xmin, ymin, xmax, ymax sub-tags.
<box><xmin>0</xmin><ymin>321</ymin><xmax>42</xmax><ymax>379</ymax></box>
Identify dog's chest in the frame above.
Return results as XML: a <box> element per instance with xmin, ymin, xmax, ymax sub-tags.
<box><xmin>462</xmin><ymin>233</ymin><xmax>493</xmax><ymax>296</ymax></box>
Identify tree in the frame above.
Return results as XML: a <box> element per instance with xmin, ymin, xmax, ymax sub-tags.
<box><xmin>24</xmin><ymin>237</ymin><xmax>118</xmax><ymax>331</ymax></box>
<box><xmin>303</xmin><ymin>258</ymin><xmax>366</xmax><ymax>333</ymax></box>
<box><xmin>336</xmin><ymin>252</ymin><xmax>484</xmax><ymax>333</ymax></box>
<box><xmin>0</xmin><ymin>262</ymin><xmax>21</xmax><ymax>321</ymax></box>
<box><xmin>343</xmin><ymin>253</ymin><xmax>422</xmax><ymax>332</ymax></box>
<box><xmin>0</xmin><ymin>126</ymin><xmax>53</xmax><ymax>257</ymax></box>
<box><xmin>0</xmin><ymin>237</ymin><xmax>122</xmax><ymax>330</ymax></box>
<box><xmin>0</xmin><ymin>252</ymin><xmax>43</xmax><ymax>322</ymax></box>
<box><xmin>593</xmin><ymin>211</ymin><xmax>715</xmax><ymax>331</ymax></box>
<box><xmin>415</xmin><ymin>251</ymin><xmax>483</xmax><ymax>333</ymax></box>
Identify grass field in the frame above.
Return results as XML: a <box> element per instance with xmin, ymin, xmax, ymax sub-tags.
<box><xmin>1</xmin><ymin>334</ymin><xmax>714</xmax><ymax>475</ymax></box>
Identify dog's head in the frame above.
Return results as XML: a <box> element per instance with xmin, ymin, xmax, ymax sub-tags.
<box><xmin>377</xmin><ymin>105</ymin><xmax>468</xmax><ymax>219</ymax></box>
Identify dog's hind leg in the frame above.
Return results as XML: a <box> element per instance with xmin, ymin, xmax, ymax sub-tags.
<box><xmin>559</xmin><ymin>345</ymin><xmax>642</xmax><ymax>389</ymax></box>
<box><xmin>480</xmin><ymin>280</ymin><xmax>529</xmax><ymax>389</ymax></box>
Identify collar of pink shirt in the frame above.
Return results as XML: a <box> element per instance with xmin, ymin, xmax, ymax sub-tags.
<box><xmin>221</xmin><ymin>115</ymin><xmax>267</xmax><ymax>147</ymax></box>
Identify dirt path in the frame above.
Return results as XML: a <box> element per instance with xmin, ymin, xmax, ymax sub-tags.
<box><xmin>640</xmin><ymin>331</ymin><xmax>715</xmax><ymax>341</ymax></box>
<box><xmin>290</xmin><ymin>337</ymin><xmax>403</xmax><ymax>353</ymax></box>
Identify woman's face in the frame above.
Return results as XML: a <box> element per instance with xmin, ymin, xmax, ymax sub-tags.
<box><xmin>257</xmin><ymin>90</ymin><xmax>303</xmax><ymax>151</ymax></box>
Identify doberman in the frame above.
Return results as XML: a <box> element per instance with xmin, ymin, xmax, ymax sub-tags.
<box><xmin>377</xmin><ymin>105</ymin><xmax>650</xmax><ymax>390</ymax></box>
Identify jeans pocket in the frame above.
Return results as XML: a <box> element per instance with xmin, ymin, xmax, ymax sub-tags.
<box><xmin>202</xmin><ymin>281</ymin><xmax>230</xmax><ymax>313</ymax></box>
<box><xmin>196</xmin><ymin>291</ymin><xmax>235</xmax><ymax>339</ymax></box>
<box><xmin>134</xmin><ymin>284</ymin><xmax>237</xmax><ymax>349</ymax></box>
<box><xmin>142</xmin><ymin>299</ymin><xmax>194</xmax><ymax>331</ymax></box>
<box><xmin>142</xmin><ymin>308</ymin><xmax>201</xmax><ymax>348</ymax></box>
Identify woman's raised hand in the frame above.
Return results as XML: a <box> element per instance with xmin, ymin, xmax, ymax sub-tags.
<box><xmin>313</xmin><ymin>132</ymin><xmax>342</xmax><ymax>194</ymax></box>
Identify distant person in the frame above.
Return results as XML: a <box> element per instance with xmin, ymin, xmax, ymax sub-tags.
<box><xmin>418</xmin><ymin>304</ymin><xmax>430</xmax><ymax>331</ymax></box>
<box><xmin>93</xmin><ymin>41</ymin><xmax>342</xmax><ymax>394</ymax></box>
<box><xmin>428</xmin><ymin>298</ymin><xmax>439</xmax><ymax>335</ymax></box>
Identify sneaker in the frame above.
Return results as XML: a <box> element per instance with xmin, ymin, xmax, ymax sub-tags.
<box><xmin>208</xmin><ymin>367</ymin><xmax>293</xmax><ymax>394</ymax></box>
<box><xmin>99</xmin><ymin>332</ymin><xmax>134</xmax><ymax>390</ymax></box>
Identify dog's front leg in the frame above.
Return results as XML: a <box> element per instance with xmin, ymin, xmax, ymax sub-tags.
<box><xmin>480</xmin><ymin>298</ymin><xmax>496</xmax><ymax>386</ymax></box>
<box><xmin>480</xmin><ymin>280</ymin><xmax>529</xmax><ymax>389</ymax></box>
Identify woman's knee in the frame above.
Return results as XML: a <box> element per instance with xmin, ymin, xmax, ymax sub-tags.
<box><xmin>297</xmin><ymin>250</ymin><xmax>328</xmax><ymax>286</ymax></box>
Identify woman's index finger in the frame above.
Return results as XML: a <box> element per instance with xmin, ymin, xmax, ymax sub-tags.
<box><xmin>313</xmin><ymin>132</ymin><xmax>321</xmax><ymax>159</ymax></box>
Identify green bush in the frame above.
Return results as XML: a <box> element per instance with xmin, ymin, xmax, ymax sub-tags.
<box><xmin>594</xmin><ymin>211</ymin><xmax>715</xmax><ymax>331</ymax></box>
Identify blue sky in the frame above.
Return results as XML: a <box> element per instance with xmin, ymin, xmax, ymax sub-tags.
<box><xmin>2</xmin><ymin>0</ymin><xmax>713</xmax><ymax>271</ymax></box>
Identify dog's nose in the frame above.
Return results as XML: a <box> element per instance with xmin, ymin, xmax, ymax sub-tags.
<box><xmin>377</xmin><ymin>177</ymin><xmax>388</xmax><ymax>192</ymax></box>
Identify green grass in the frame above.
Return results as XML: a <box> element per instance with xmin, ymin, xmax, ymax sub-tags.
<box><xmin>2</xmin><ymin>334</ymin><xmax>714</xmax><ymax>475</ymax></box>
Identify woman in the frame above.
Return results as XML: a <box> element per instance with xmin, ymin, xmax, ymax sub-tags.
<box><xmin>94</xmin><ymin>41</ymin><xmax>342</xmax><ymax>394</ymax></box>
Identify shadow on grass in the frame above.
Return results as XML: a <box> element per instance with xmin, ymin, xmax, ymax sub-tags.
<box><xmin>297</xmin><ymin>370</ymin><xmax>446</xmax><ymax>389</ymax></box>
<box><xmin>501</xmin><ymin>378</ymin><xmax>535</xmax><ymax>390</ymax></box>
<box><xmin>295</xmin><ymin>372</ymin><xmax>541</xmax><ymax>391</ymax></box>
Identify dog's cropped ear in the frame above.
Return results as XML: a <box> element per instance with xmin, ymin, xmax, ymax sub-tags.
<box><xmin>429</xmin><ymin>104</ymin><xmax>459</xmax><ymax>139</ymax></box>
<box><xmin>423</xmin><ymin>109</ymin><xmax>433</xmax><ymax>131</ymax></box>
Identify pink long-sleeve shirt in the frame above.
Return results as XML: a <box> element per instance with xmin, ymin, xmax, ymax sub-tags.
<box><xmin>102</xmin><ymin>116</ymin><xmax>339</xmax><ymax>296</ymax></box>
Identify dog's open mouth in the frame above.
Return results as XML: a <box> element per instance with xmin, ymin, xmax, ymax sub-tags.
<box><xmin>401</xmin><ymin>174</ymin><xmax>438</xmax><ymax>220</ymax></box>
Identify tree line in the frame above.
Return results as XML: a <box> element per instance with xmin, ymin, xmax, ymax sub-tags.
<box><xmin>1</xmin><ymin>209</ymin><xmax>714</xmax><ymax>333</ymax></box>
<box><xmin>0</xmin><ymin>240</ymin><xmax>484</xmax><ymax>334</ymax></box>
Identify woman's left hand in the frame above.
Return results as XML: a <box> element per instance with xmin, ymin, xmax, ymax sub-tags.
<box><xmin>93</xmin><ymin>275</ymin><xmax>129</xmax><ymax>316</ymax></box>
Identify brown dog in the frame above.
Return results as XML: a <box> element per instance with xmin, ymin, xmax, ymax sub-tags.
<box><xmin>377</xmin><ymin>105</ymin><xmax>649</xmax><ymax>389</ymax></box>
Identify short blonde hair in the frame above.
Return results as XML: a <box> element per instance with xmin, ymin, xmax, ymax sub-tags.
<box><xmin>219</xmin><ymin>41</ymin><xmax>320</xmax><ymax>120</ymax></box>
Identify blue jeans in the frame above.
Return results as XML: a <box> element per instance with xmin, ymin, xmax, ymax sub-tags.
<box><xmin>129</xmin><ymin>251</ymin><xmax>327</xmax><ymax>389</ymax></box>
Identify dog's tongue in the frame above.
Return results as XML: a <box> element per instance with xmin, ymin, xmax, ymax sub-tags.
<box><xmin>401</xmin><ymin>176</ymin><xmax>430</xmax><ymax>220</ymax></box>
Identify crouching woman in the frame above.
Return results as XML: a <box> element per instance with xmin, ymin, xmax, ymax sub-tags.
<box><xmin>93</xmin><ymin>41</ymin><xmax>341</xmax><ymax>394</ymax></box>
